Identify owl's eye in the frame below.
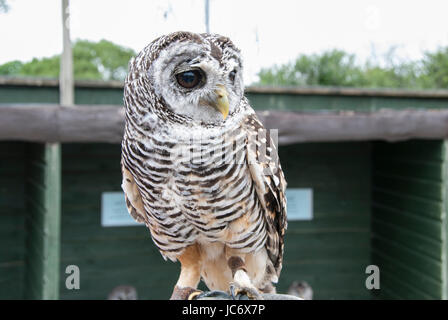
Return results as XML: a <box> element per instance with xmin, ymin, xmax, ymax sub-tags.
<box><xmin>176</xmin><ymin>70</ymin><xmax>203</xmax><ymax>89</ymax></box>
<box><xmin>229</xmin><ymin>69</ymin><xmax>237</xmax><ymax>82</ymax></box>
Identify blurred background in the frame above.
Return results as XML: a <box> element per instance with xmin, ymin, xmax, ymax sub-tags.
<box><xmin>1</xmin><ymin>0</ymin><xmax>448</xmax><ymax>300</ymax></box>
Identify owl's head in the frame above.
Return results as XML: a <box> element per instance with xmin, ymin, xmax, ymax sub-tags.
<box><xmin>125</xmin><ymin>31</ymin><xmax>244</xmax><ymax>125</ymax></box>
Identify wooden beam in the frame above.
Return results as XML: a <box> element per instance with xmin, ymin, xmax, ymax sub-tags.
<box><xmin>1</xmin><ymin>104</ymin><xmax>448</xmax><ymax>144</ymax></box>
<box><xmin>0</xmin><ymin>104</ymin><xmax>124</xmax><ymax>143</ymax></box>
<box><xmin>259</xmin><ymin>109</ymin><xmax>448</xmax><ymax>144</ymax></box>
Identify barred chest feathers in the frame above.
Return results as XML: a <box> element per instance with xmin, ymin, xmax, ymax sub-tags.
<box><xmin>125</xmin><ymin>108</ymin><xmax>267</xmax><ymax>262</ymax></box>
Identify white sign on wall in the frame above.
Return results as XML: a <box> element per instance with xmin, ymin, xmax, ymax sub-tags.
<box><xmin>101</xmin><ymin>192</ymin><xmax>143</xmax><ymax>227</ymax></box>
<box><xmin>285</xmin><ymin>188</ymin><xmax>313</xmax><ymax>221</ymax></box>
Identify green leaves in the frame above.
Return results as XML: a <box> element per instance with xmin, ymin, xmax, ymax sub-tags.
<box><xmin>0</xmin><ymin>39</ymin><xmax>136</xmax><ymax>81</ymax></box>
<box><xmin>72</xmin><ymin>39</ymin><xmax>135</xmax><ymax>81</ymax></box>
<box><xmin>420</xmin><ymin>47</ymin><xmax>448</xmax><ymax>89</ymax></box>
<box><xmin>0</xmin><ymin>60</ymin><xmax>23</xmax><ymax>75</ymax></box>
<box><xmin>257</xmin><ymin>47</ymin><xmax>448</xmax><ymax>89</ymax></box>
<box><xmin>258</xmin><ymin>50</ymin><xmax>360</xmax><ymax>87</ymax></box>
<box><xmin>20</xmin><ymin>56</ymin><xmax>60</xmax><ymax>78</ymax></box>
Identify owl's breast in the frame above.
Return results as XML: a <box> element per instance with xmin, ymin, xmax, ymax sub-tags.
<box><xmin>134</xmin><ymin>124</ymin><xmax>266</xmax><ymax>257</ymax></box>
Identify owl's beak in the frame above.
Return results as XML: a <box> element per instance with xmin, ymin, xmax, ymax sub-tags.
<box><xmin>212</xmin><ymin>84</ymin><xmax>229</xmax><ymax>120</ymax></box>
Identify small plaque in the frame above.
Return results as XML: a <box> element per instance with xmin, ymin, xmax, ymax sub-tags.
<box><xmin>286</xmin><ymin>188</ymin><xmax>313</xmax><ymax>221</ymax></box>
<box><xmin>101</xmin><ymin>192</ymin><xmax>143</xmax><ymax>227</ymax></box>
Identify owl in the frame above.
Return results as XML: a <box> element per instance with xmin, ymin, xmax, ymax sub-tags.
<box><xmin>121</xmin><ymin>31</ymin><xmax>287</xmax><ymax>300</ymax></box>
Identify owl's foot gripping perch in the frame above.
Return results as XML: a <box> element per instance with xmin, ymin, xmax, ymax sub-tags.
<box><xmin>227</xmin><ymin>256</ymin><xmax>264</xmax><ymax>300</ymax></box>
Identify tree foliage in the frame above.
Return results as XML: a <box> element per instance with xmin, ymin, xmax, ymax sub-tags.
<box><xmin>0</xmin><ymin>39</ymin><xmax>136</xmax><ymax>81</ymax></box>
<box><xmin>257</xmin><ymin>47</ymin><xmax>448</xmax><ymax>89</ymax></box>
<box><xmin>72</xmin><ymin>39</ymin><xmax>135</xmax><ymax>80</ymax></box>
<box><xmin>0</xmin><ymin>60</ymin><xmax>23</xmax><ymax>75</ymax></box>
<box><xmin>420</xmin><ymin>47</ymin><xmax>448</xmax><ymax>89</ymax></box>
<box><xmin>3</xmin><ymin>37</ymin><xmax>448</xmax><ymax>89</ymax></box>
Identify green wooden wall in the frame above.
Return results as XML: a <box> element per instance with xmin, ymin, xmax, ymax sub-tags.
<box><xmin>1</xmin><ymin>82</ymin><xmax>448</xmax><ymax>111</ymax></box>
<box><xmin>246</xmin><ymin>93</ymin><xmax>448</xmax><ymax>111</ymax></box>
<box><xmin>0</xmin><ymin>85</ymin><xmax>122</xmax><ymax>105</ymax></box>
<box><xmin>3</xmin><ymin>139</ymin><xmax>445</xmax><ymax>300</ymax></box>
<box><xmin>278</xmin><ymin>142</ymin><xmax>372</xmax><ymax>299</ymax></box>
<box><xmin>0</xmin><ymin>142</ymin><xmax>61</xmax><ymax>300</ymax></box>
<box><xmin>1</xmin><ymin>81</ymin><xmax>448</xmax><ymax>300</ymax></box>
<box><xmin>371</xmin><ymin>140</ymin><xmax>448</xmax><ymax>299</ymax></box>
<box><xmin>55</xmin><ymin>142</ymin><xmax>372</xmax><ymax>300</ymax></box>
<box><xmin>59</xmin><ymin>144</ymin><xmax>178</xmax><ymax>299</ymax></box>
<box><xmin>0</xmin><ymin>142</ymin><xmax>27</xmax><ymax>299</ymax></box>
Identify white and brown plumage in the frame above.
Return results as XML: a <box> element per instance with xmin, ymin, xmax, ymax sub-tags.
<box><xmin>121</xmin><ymin>31</ymin><xmax>287</xmax><ymax>299</ymax></box>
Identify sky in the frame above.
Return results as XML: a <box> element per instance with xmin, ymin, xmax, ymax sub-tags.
<box><xmin>1</xmin><ymin>0</ymin><xmax>448</xmax><ymax>84</ymax></box>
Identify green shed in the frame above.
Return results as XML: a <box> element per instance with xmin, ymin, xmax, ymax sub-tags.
<box><xmin>1</xmin><ymin>77</ymin><xmax>447</xmax><ymax>300</ymax></box>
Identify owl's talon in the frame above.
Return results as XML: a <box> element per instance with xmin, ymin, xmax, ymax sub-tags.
<box><xmin>187</xmin><ymin>290</ymin><xmax>204</xmax><ymax>300</ymax></box>
<box><xmin>229</xmin><ymin>283</ymin><xmax>263</xmax><ymax>300</ymax></box>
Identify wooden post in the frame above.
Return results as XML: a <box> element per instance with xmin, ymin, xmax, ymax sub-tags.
<box><xmin>24</xmin><ymin>144</ymin><xmax>61</xmax><ymax>300</ymax></box>
<box><xmin>25</xmin><ymin>0</ymin><xmax>69</xmax><ymax>300</ymax></box>
<box><xmin>60</xmin><ymin>0</ymin><xmax>74</xmax><ymax>107</ymax></box>
<box><xmin>443</xmin><ymin>141</ymin><xmax>448</xmax><ymax>300</ymax></box>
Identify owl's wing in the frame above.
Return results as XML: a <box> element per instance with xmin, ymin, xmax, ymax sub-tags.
<box><xmin>121</xmin><ymin>161</ymin><xmax>147</xmax><ymax>224</ymax></box>
<box><xmin>243</xmin><ymin>112</ymin><xmax>288</xmax><ymax>279</ymax></box>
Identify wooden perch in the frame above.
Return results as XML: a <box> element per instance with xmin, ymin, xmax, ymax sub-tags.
<box><xmin>0</xmin><ymin>104</ymin><xmax>125</xmax><ymax>143</ymax></box>
<box><xmin>1</xmin><ymin>104</ymin><xmax>448</xmax><ymax>144</ymax></box>
<box><xmin>258</xmin><ymin>109</ymin><xmax>448</xmax><ymax>144</ymax></box>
